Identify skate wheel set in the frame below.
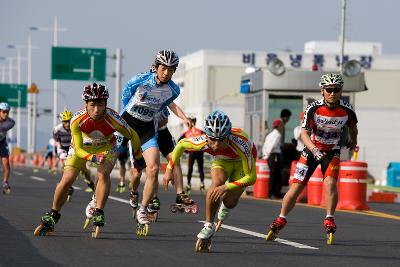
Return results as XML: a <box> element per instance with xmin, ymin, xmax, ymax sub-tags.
<box><xmin>136</xmin><ymin>223</ymin><xmax>149</xmax><ymax>236</ymax></box>
<box><xmin>326</xmin><ymin>232</ymin><xmax>334</xmax><ymax>245</ymax></box>
<box><xmin>33</xmin><ymin>224</ymin><xmax>53</xmax><ymax>236</ymax></box>
<box><xmin>92</xmin><ymin>226</ymin><xmax>100</xmax><ymax>238</ymax></box>
<box><xmin>169</xmin><ymin>204</ymin><xmax>199</xmax><ymax>214</ymax></box>
<box><xmin>2</xmin><ymin>188</ymin><xmax>10</xmax><ymax>195</ymax></box>
<box><xmin>215</xmin><ymin>220</ymin><xmax>223</xmax><ymax>232</ymax></box>
<box><xmin>195</xmin><ymin>238</ymin><xmax>212</xmax><ymax>252</ymax></box>
<box><xmin>265</xmin><ymin>229</ymin><xmax>278</xmax><ymax>241</ymax></box>
<box><xmin>83</xmin><ymin>218</ymin><xmax>91</xmax><ymax>230</ymax></box>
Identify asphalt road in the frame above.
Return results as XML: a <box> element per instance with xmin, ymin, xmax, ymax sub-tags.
<box><xmin>1</xmin><ymin>166</ymin><xmax>399</xmax><ymax>267</ymax></box>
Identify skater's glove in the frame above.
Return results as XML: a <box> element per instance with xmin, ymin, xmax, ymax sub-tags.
<box><xmin>133</xmin><ymin>157</ymin><xmax>146</xmax><ymax>171</ymax></box>
<box><xmin>311</xmin><ymin>147</ymin><xmax>326</xmax><ymax>162</ymax></box>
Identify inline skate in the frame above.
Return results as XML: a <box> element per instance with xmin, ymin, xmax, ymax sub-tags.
<box><xmin>34</xmin><ymin>211</ymin><xmax>60</xmax><ymax>236</ymax></box>
<box><xmin>170</xmin><ymin>192</ymin><xmax>199</xmax><ymax>214</ymax></box>
<box><xmin>324</xmin><ymin>217</ymin><xmax>336</xmax><ymax>245</ymax></box>
<box><xmin>265</xmin><ymin>217</ymin><xmax>287</xmax><ymax>241</ymax></box>
<box><xmin>195</xmin><ymin>222</ymin><xmax>215</xmax><ymax>252</ymax></box>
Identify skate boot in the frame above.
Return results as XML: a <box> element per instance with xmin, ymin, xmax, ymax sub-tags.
<box><xmin>115</xmin><ymin>183</ymin><xmax>126</xmax><ymax>193</ymax></box>
<box><xmin>186</xmin><ymin>184</ymin><xmax>191</xmax><ymax>195</ymax></box>
<box><xmin>215</xmin><ymin>203</ymin><xmax>229</xmax><ymax>232</ymax></box>
<box><xmin>170</xmin><ymin>192</ymin><xmax>199</xmax><ymax>214</ymax></box>
<box><xmin>324</xmin><ymin>217</ymin><xmax>337</xmax><ymax>245</ymax></box>
<box><xmin>200</xmin><ymin>182</ymin><xmax>205</xmax><ymax>193</ymax></box>
<box><xmin>195</xmin><ymin>222</ymin><xmax>215</xmax><ymax>252</ymax></box>
<box><xmin>83</xmin><ymin>194</ymin><xmax>96</xmax><ymax>230</ymax></box>
<box><xmin>2</xmin><ymin>181</ymin><xmax>11</xmax><ymax>195</ymax></box>
<box><xmin>91</xmin><ymin>208</ymin><xmax>105</xmax><ymax>238</ymax></box>
<box><xmin>34</xmin><ymin>210</ymin><xmax>61</xmax><ymax>236</ymax></box>
<box><xmin>265</xmin><ymin>216</ymin><xmax>287</xmax><ymax>241</ymax></box>
<box><xmin>136</xmin><ymin>207</ymin><xmax>150</xmax><ymax>236</ymax></box>
<box><xmin>67</xmin><ymin>187</ymin><xmax>74</xmax><ymax>202</ymax></box>
<box><xmin>147</xmin><ymin>196</ymin><xmax>160</xmax><ymax>222</ymax></box>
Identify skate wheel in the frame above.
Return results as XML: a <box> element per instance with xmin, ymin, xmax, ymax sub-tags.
<box><xmin>83</xmin><ymin>218</ymin><xmax>91</xmax><ymax>230</ymax></box>
<box><xmin>191</xmin><ymin>204</ymin><xmax>199</xmax><ymax>214</ymax></box>
<box><xmin>327</xmin><ymin>233</ymin><xmax>334</xmax><ymax>245</ymax></box>
<box><xmin>92</xmin><ymin>226</ymin><xmax>100</xmax><ymax>238</ymax></box>
<box><xmin>265</xmin><ymin>230</ymin><xmax>277</xmax><ymax>241</ymax></box>
<box><xmin>184</xmin><ymin>207</ymin><xmax>191</xmax><ymax>213</ymax></box>
<box><xmin>215</xmin><ymin>220</ymin><xmax>223</xmax><ymax>232</ymax></box>
<box><xmin>136</xmin><ymin>224</ymin><xmax>149</xmax><ymax>236</ymax></box>
<box><xmin>67</xmin><ymin>195</ymin><xmax>71</xmax><ymax>202</ymax></box>
<box><xmin>170</xmin><ymin>204</ymin><xmax>178</xmax><ymax>213</ymax></box>
<box><xmin>34</xmin><ymin>224</ymin><xmax>52</xmax><ymax>236</ymax></box>
<box><xmin>195</xmin><ymin>238</ymin><xmax>211</xmax><ymax>253</ymax></box>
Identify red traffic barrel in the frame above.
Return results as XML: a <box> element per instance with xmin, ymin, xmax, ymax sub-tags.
<box><xmin>253</xmin><ymin>159</ymin><xmax>270</xmax><ymax>198</ymax></box>
<box><xmin>337</xmin><ymin>161</ymin><xmax>369</xmax><ymax>210</ymax></box>
<box><xmin>307</xmin><ymin>166</ymin><xmax>323</xmax><ymax>205</ymax></box>
<box><xmin>289</xmin><ymin>161</ymin><xmax>307</xmax><ymax>202</ymax></box>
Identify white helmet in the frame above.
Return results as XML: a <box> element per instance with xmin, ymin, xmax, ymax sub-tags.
<box><xmin>203</xmin><ymin>110</ymin><xmax>232</xmax><ymax>140</ymax></box>
<box><xmin>155</xmin><ymin>50</ymin><xmax>179</xmax><ymax>68</ymax></box>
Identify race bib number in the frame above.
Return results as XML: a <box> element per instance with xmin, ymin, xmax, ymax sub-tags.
<box><xmin>294</xmin><ymin>163</ymin><xmax>309</xmax><ymax>181</ymax></box>
<box><xmin>131</xmin><ymin>106</ymin><xmax>155</xmax><ymax>119</ymax></box>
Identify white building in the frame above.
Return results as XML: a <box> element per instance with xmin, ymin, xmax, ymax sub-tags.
<box><xmin>171</xmin><ymin>43</ymin><xmax>400</xmax><ymax>182</ymax></box>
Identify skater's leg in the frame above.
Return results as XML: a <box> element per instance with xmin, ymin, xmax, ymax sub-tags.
<box><xmin>1</xmin><ymin>156</ymin><xmax>10</xmax><ymax>183</ymax></box>
<box><xmin>141</xmin><ymin>147</ymin><xmax>160</xmax><ymax>208</ymax></box>
<box><xmin>130</xmin><ymin>167</ymin><xmax>142</xmax><ymax>192</ymax></box>
<box><xmin>94</xmin><ymin>161</ymin><xmax>114</xmax><ymax>209</ymax></box>
<box><xmin>187</xmin><ymin>152</ymin><xmax>195</xmax><ymax>188</ymax></box>
<box><xmin>323</xmin><ymin>176</ymin><xmax>338</xmax><ymax>216</ymax></box>
<box><xmin>206</xmin><ymin>168</ymin><xmax>227</xmax><ymax>223</ymax></box>
<box><xmin>197</xmin><ymin>152</ymin><xmax>205</xmax><ymax>184</ymax></box>
<box><xmin>52</xmin><ymin>168</ymin><xmax>80</xmax><ymax>211</ymax></box>
<box><xmin>279</xmin><ymin>183</ymin><xmax>306</xmax><ymax>216</ymax></box>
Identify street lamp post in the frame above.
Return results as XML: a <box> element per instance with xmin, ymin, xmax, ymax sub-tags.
<box><xmin>30</xmin><ymin>16</ymin><xmax>67</xmax><ymax>126</ymax></box>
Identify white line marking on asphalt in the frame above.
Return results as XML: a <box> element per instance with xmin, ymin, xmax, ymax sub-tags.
<box><xmin>108</xmin><ymin>195</ymin><xmax>130</xmax><ymax>204</ymax></box>
<box><xmin>30</xmin><ymin>176</ymin><xmax>46</xmax><ymax>182</ymax></box>
<box><xmin>14</xmin><ymin>172</ymin><xmax>23</xmax><ymax>175</ymax></box>
<box><xmin>199</xmin><ymin>220</ymin><xmax>319</xmax><ymax>250</ymax></box>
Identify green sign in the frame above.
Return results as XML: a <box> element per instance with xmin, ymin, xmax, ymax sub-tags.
<box><xmin>52</xmin><ymin>46</ymin><xmax>106</xmax><ymax>81</ymax></box>
<box><xmin>0</xmin><ymin>83</ymin><xmax>27</xmax><ymax>108</ymax></box>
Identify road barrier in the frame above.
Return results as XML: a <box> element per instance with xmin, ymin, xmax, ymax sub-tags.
<box><xmin>253</xmin><ymin>159</ymin><xmax>269</xmax><ymax>198</ymax></box>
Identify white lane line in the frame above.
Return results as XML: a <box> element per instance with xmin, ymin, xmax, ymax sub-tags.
<box><xmin>199</xmin><ymin>220</ymin><xmax>319</xmax><ymax>250</ymax></box>
<box><xmin>14</xmin><ymin>172</ymin><xmax>23</xmax><ymax>176</ymax></box>
<box><xmin>108</xmin><ymin>195</ymin><xmax>130</xmax><ymax>204</ymax></box>
<box><xmin>30</xmin><ymin>176</ymin><xmax>46</xmax><ymax>182</ymax></box>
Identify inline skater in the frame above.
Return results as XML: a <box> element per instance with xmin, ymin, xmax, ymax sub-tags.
<box><xmin>53</xmin><ymin>109</ymin><xmax>96</xmax><ymax>201</ymax></box>
<box><xmin>163</xmin><ymin>110</ymin><xmax>257</xmax><ymax>252</ymax></box>
<box><xmin>128</xmin><ymin>107</ymin><xmax>197</xmax><ymax>223</ymax></box>
<box><xmin>34</xmin><ymin>83</ymin><xmax>144</xmax><ymax>238</ymax></box>
<box><xmin>178</xmin><ymin>116</ymin><xmax>205</xmax><ymax>194</ymax></box>
<box><xmin>120</xmin><ymin>50</ymin><xmax>191</xmax><ymax>235</ymax></box>
<box><xmin>0</xmin><ymin>102</ymin><xmax>15</xmax><ymax>194</ymax></box>
<box><xmin>42</xmin><ymin>138</ymin><xmax>56</xmax><ymax>172</ymax></box>
<box><xmin>115</xmin><ymin>140</ymin><xmax>129</xmax><ymax>193</ymax></box>
<box><xmin>265</xmin><ymin>73</ymin><xmax>358</xmax><ymax>245</ymax></box>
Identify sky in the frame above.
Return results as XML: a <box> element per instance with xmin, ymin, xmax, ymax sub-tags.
<box><xmin>1</xmin><ymin>0</ymin><xmax>400</xmax><ymax>150</ymax></box>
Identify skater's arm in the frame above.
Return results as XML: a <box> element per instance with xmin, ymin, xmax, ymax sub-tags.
<box><xmin>70</xmin><ymin>117</ymin><xmax>96</xmax><ymax>161</ymax></box>
<box><xmin>168</xmin><ymin>102</ymin><xmax>191</xmax><ymax>129</ymax></box>
<box><xmin>167</xmin><ymin>138</ymin><xmax>204</xmax><ymax>170</ymax></box>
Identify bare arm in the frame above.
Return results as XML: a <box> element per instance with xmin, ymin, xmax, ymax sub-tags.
<box><xmin>300</xmin><ymin>128</ymin><xmax>315</xmax><ymax>151</ymax></box>
<box><xmin>168</xmin><ymin>102</ymin><xmax>191</xmax><ymax>128</ymax></box>
<box><xmin>348</xmin><ymin>124</ymin><xmax>358</xmax><ymax>148</ymax></box>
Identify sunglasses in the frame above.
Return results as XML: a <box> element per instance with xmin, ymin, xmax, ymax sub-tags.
<box><xmin>0</xmin><ymin>110</ymin><xmax>9</xmax><ymax>114</ymax></box>
<box><xmin>324</xmin><ymin>88</ymin><xmax>341</xmax><ymax>94</ymax></box>
<box><xmin>207</xmin><ymin>136</ymin><xmax>226</xmax><ymax>142</ymax></box>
